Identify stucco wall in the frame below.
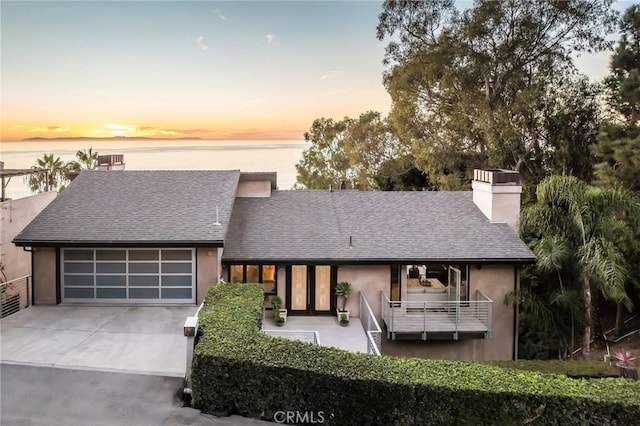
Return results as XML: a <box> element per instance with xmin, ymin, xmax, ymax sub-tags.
<box><xmin>383</xmin><ymin>264</ymin><xmax>516</xmax><ymax>361</ymax></box>
<box><xmin>1</xmin><ymin>192</ymin><xmax>57</xmax><ymax>281</ymax></box>
<box><xmin>236</xmin><ymin>180</ymin><xmax>272</xmax><ymax>197</ymax></box>
<box><xmin>337</xmin><ymin>265</ymin><xmax>390</xmax><ymax>319</ymax></box>
<box><xmin>196</xmin><ymin>248</ymin><xmax>220</xmax><ymax>304</ymax></box>
<box><xmin>471</xmin><ymin>181</ymin><xmax>521</xmax><ymax>231</ymax></box>
<box><xmin>277</xmin><ymin>266</ymin><xmax>286</xmax><ymax>299</ymax></box>
<box><xmin>33</xmin><ymin>247</ymin><xmax>57</xmax><ymax>305</ymax></box>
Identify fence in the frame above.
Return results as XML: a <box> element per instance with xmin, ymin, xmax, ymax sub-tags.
<box><xmin>1</xmin><ymin>275</ymin><xmax>31</xmax><ymax>318</ymax></box>
<box><xmin>359</xmin><ymin>291</ymin><xmax>382</xmax><ymax>356</ymax></box>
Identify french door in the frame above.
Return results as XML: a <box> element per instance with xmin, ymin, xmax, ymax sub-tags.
<box><xmin>287</xmin><ymin>265</ymin><xmax>335</xmax><ymax>315</ymax></box>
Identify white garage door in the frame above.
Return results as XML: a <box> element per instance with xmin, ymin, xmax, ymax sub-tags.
<box><xmin>61</xmin><ymin>248</ymin><xmax>195</xmax><ymax>304</ymax></box>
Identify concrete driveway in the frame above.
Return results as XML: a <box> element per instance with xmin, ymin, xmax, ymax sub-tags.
<box><xmin>0</xmin><ymin>305</ymin><xmax>197</xmax><ymax>377</ymax></box>
<box><xmin>1</xmin><ymin>364</ymin><xmax>272</xmax><ymax>426</ymax></box>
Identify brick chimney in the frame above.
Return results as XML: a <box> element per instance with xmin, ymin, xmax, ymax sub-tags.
<box><xmin>472</xmin><ymin>169</ymin><xmax>522</xmax><ymax>231</ymax></box>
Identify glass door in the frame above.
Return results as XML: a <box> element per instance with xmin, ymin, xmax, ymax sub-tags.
<box><xmin>448</xmin><ymin>266</ymin><xmax>461</xmax><ymax>318</ymax></box>
<box><xmin>290</xmin><ymin>265</ymin><xmax>308</xmax><ymax>313</ymax></box>
<box><xmin>314</xmin><ymin>265</ymin><xmax>331</xmax><ymax>313</ymax></box>
<box><xmin>287</xmin><ymin>265</ymin><xmax>334</xmax><ymax>315</ymax></box>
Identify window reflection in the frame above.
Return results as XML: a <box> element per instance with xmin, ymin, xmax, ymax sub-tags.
<box><xmin>227</xmin><ymin>264</ymin><xmax>278</xmax><ymax>308</ymax></box>
<box><xmin>262</xmin><ymin>265</ymin><xmax>276</xmax><ymax>294</ymax></box>
<box><xmin>246</xmin><ymin>265</ymin><xmax>259</xmax><ymax>283</ymax></box>
<box><xmin>230</xmin><ymin>265</ymin><xmax>243</xmax><ymax>283</ymax></box>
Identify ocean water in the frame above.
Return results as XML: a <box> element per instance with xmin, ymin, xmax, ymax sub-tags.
<box><xmin>0</xmin><ymin>139</ymin><xmax>308</xmax><ymax>199</ymax></box>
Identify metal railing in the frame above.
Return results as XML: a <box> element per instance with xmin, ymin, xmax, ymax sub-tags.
<box><xmin>263</xmin><ymin>329</ymin><xmax>321</xmax><ymax>345</ymax></box>
<box><xmin>381</xmin><ymin>291</ymin><xmax>493</xmax><ymax>341</ymax></box>
<box><xmin>359</xmin><ymin>291</ymin><xmax>382</xmax><ymax>356</ymax></box>
<box><xmin>476</xmin><ymin>290</ymin><xmax>493</xmax><ymax>336</ymax></box>
<box><xmin>1</xmin><ymin>275</ymin><xmax>31</xmax><ymax>318</ymax></box>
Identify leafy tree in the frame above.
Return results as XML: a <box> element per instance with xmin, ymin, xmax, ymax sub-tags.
<box><xmin>519</xmin><ymin>175</ymin><xmax>640</xmax><ymax>358</ymax></box>
<box><xmin>295</xmin><ymin>117</ymin><xmax>351</xmax><ymax>189</ymax></box>
<box><xmin>377</xmin><ymin>0</ymin><xmax>617</xmax><ymax>189</ymax></box>
<box><xmin>594</xmin><ymin>5</ymin><xmax>640</xmax><ymax>191</ymax></box>
<box><xmin>295</xmin><ymin>112</ymin><xmax>430</xmax><ymax>190</ymax></box>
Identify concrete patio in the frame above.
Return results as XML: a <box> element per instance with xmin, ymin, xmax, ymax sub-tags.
<box><xmin>262</xmin><ymin>315</ymin><xmax>369</xmax><ymax>353</ymax></box>
<box><xmin>0</xmin><ymin>305</ymin><xmax>197</xmax><ymax>377</ymax></box>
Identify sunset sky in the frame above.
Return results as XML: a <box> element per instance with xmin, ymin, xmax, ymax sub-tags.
<box><xmin>1</xmin><ymin>1</ymin><xmax>636</xmax><ymax>141</ymax></box>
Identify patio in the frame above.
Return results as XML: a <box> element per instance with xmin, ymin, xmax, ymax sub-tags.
<box><xmin>262</xmin><ymin>315</ymin><xmax>369</xmax><ymax>353</ymax></box>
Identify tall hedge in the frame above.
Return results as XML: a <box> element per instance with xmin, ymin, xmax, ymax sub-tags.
<box><xmin>191</xmin><ymin>284</ymin><xmax>640</xmax><ymax>425</ymax></box>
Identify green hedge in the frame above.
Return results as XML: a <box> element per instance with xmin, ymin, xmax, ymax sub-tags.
<box><xmin>484</xmin><ymin>360</ymin><xmax>619</xmax><ymax>379</ymax></box>
<box><xmin>191</xmin><ymin>284</ymin><xmax>640</xmax><ymax>425</ymax></box>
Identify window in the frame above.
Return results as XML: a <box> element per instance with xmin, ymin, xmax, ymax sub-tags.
<box><xmin>226</xmin><ymin>264</ymin><xmax>278</xmax><ymax>308</ymax></box>
<box><xmin>246</xmin><ymin>265</ymin><xmax>259</xmax><ymax>283</ymax></box>
<box><xmin>404</xmin><ymin>263</ymin><xmax>469</xmax><ymax>301</ymax></box>
<box><xmin>390</xmin><ymin>264</ymin><xmax>401</xmax><ymax>301</ymax></box>
<box><xmin>230</xmin><ymin>265</ymin><xmax>244</xmax><ymax>283</ymax></box>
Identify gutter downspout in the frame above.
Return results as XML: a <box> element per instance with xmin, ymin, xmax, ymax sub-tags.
<box><xmin>23</xmin><ymin>247</ymin><xmax>34</xmax><ymax>306</ymax></box>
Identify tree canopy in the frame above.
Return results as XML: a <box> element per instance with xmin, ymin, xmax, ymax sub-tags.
<box><xmin>593</xmin><ymin>5</ymin><xmax>640</xmax><ymax>191</ymax></box>
<box><xmin>27</xmin><ymin>148</ymin><xmax>99</xmax><ymax>193</ymax></box>
<box><xmin>519</xmin><ymin>175</ymin><xmax>640</xmax><ymax>358</ymax></box>
<box><xmin>377</xmin><ymin>0</ymin><xmax>617</xmax><ymax>189</ymax></box>
<box><xmin>295</xmin><ymin>111</ymin><xmax>430</xmax><ymax>190</ymax></box>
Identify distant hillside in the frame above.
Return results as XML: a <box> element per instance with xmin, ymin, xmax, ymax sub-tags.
<box><xmin>22</xmin><ymin>136</ymin><xmax>202</xmax><ymax>141</ymax></box>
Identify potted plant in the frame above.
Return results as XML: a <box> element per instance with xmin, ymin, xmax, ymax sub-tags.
<box><xmin>335</xmin><ymin>281</ymin><xmax>352</xmax><ymax>325</ymax></box>
<box><xmin>339</xmin><ymin>312</ymin><xmax>349</xmax><ymax>327</ymax></box>
<box><xmin>612</xmin><ymin>350</ymin><xmax>638</xmax><ymax>380</ymax></box>
<box><xmin>271</xmin><ymin>296</ymin><xmax>287</xmax><ymax>326</ymax></box>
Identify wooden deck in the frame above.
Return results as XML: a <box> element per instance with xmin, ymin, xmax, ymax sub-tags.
<box><xmin>383</xmin><ymin>306</ymin><xmax>491</xmax><ymax>340</ymax></box>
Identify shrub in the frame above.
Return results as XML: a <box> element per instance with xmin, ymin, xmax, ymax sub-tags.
<box><xmin>191</xmin><ymin>284</ymin><xmax>640</xmax><ymax>425</ymax></box>
<box><xmin>484</xmin><ymin>360</ymin><xmax>618</xmax><ymax>379</ymax></box>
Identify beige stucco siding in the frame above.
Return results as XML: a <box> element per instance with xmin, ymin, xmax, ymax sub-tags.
<box><xmin>277</xmin><ymin>266</ymin><xmax>286</xmax><ymax>299</ymax></box>
<box><xmin>236</xmin><ymin>180</ymin><xmax>272</xmax><ymax>197</ymax></box>
<box><xmin>1</xmin><ymin>192</ymin><xmax>57</xmax><ymax>281</ymax></box>
<box><xmin>337</xmin><ymin>265</ymin><xmax>390</xmax><ymax>319</ymax></box>
<box><xmin>196</xmin><ymin>248</ymin><xmax>220</xmax><ymax>304</ymax></box>
<box><xmin>33</xmin><ymin>247</ymin><xmax>57</xmax><ymax>305</ymax></box>
<box><xmin>383</xmin><ymin>264</ymin><xmax>516</xmax><ymax>361</ymax></box>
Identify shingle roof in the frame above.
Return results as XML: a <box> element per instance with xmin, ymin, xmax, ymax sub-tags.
<box><xmin>13</xmin><ymin>170</ymin><xmax>240</xmax><ymax>245</ymax></box>
<box><xmin>223</xmin><ymin>190</ymin><xmax>536</xmax><ymax>262</ymax></box>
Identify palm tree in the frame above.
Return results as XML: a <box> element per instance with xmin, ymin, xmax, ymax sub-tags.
<box><xmin>75</xmin><ymin>148</ymin><xmax>98</xmax><ymax>170</ymax></box>
<box><xmin>66</xmin><ymin>148</ymin><xmax>99</xmax><ymax>175</ymax></box>
<box><xmin>27</xmin><ymin>153</ymin><xmax>69</xmax><ymax>193</ymax></box>
<box><xmin>519</xmin><ymin>175</ymin><xmax>640</xmax><ymax>359</ymax></box>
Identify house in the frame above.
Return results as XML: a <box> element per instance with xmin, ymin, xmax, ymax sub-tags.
<box><xmin>13</xmin><ymin>168</ymin><xmax>535</xmax><ymax>361</ymax></box>
<box><xmin>1</xmin><ymin>164</ymin><xmax>57</xmax><ymax>314</ymax></box>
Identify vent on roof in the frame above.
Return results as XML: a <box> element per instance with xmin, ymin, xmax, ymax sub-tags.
<box><xmin>213</xmin><ymin>206</ymin><xmax>221</xmax><ymax>226</ymax></box>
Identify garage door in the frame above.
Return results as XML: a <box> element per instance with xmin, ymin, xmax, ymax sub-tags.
<box><xmin>61</xmin><ymin>249</ymin><xmax>195</xmax><ymax>304</ymax></box>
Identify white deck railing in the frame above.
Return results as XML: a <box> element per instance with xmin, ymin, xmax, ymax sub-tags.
<box><xmin>1</xmin><ymin>275</ymin><xmax>31</xmax><ymax>318</ymax></box>
<box><xmin>381</xmin><ymin>291</ymin><xmax>493</xmax><ymax>341</ymax></box>
<box><xmin>359</xmin><ymin>291</ymin><xmax>382</xmax><ymax>356</ymax></box>
<box><xmin>263</xmin><ymin>329</ymin><xmax>321</xmax><ymax>345</ymax></box>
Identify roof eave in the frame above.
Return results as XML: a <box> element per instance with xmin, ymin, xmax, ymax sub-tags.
<box><xmin>221</xmin><ymin>257</ymin><xmax>537</xmax><ymax>265</ymax></box>
<box><xmin>12</xmin><ymin>239</ymin><xmax>224</xmax><ymax>248</ymax></box>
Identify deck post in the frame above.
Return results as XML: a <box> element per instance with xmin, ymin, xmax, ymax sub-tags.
<box><xmin>422</xmin><ymin>302</ymin><xmax>427</xmax><ymax>340</ymax></box>
<box><xmin>26</xmin><ymin>276</ymin><xmax>31</xmax><ymax>307</ymax></box>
